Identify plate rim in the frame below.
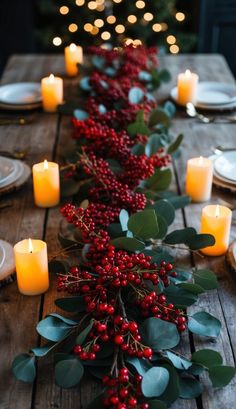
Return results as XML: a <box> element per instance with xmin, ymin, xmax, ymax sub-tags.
<box><xmin>214</xmin><ymin>151</ymin><xmax>236</xmax><ymax>182</ymax></box>
<box><xmin>0</xmin><ymin>82</ymin><xmax>42</xmax><ymax>105</ymax></box>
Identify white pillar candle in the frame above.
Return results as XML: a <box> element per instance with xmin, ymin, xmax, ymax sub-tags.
<box><xmin>64</xmin><ymin>43</ymin><xmax>83</xmax><ymax>76</ymax></box>
<box><xmin>41</xmin><ymin>74</ymin><xmax>63</xmax><ymax>112</ymax></box>
<box><xmin>186</xmin><ymin>156</ymin><xmax>213</xmax><ymax>202</ymax></box>
<box><xmin>177</xmin><ymin>69</ymin><xmax>199</xmax><ymax>105</ymax></box>
<box><xmin>32</xmin><ymin>159</ymin><xmax>60</xmax><ymax>208</ymax></box>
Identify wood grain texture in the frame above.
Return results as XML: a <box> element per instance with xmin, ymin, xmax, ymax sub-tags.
<box><xmin>0</xmin><ymin>54</ymin><xmax>236</xmax><ymax>409</ymax></box>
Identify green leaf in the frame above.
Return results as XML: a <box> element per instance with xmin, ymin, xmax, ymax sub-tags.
<box><xmin>80</xmin><ymin>76</ymin><xmax>91</xmax><ymax>91</ymax></box>
<box><xmin>86</xmin><ymin>393</ymin><xmax>105</xmax><ymax>409</ymax></box>
<box><xmin>158</xmin><ymin>364</ymin><xmax>180</xmax><ymax>405</ymax></box>
<box><xmin>188</xmin><ymin>312</ymin><xmax>221</xmax><ymax>338</ymax></box>
<box><xmin>179</xmin><ymin>376</ymin><xmax>203</xmax><ymax>398</ymax></box>
<box><xmin>55</xmin><ymin>296</ymin><xmax>85</xmax><ymax>312</ymax></box>
<box><xmin>127</xmin><ymin>121</ymin><xmax>150</xmax><ymax>137</ymax></box>
<box><xmin>141</xmin><ymin>367</ymin><xmax>169</xmax><ymax>397</ymax></box>
<box><xmin>107</xmin><ymin>223</ymin><xmax>125</xmax><ymax>238</ymax></box>
<box><xmin>58</xmin><ymin>101</ymin><xmax>80</xmax><ymax>115</ymax></box>
<box><xmin>178</xmin><ymin>283</ymin><xmax>205</xmax><ymax>295</ymax></box>
<box><xmin>148</xmin><ymin>400</ymin><xmax>167</xmax><ymax>409</ymax></box>
<box><xmin>140</xmin><ymin>318</ymin><xmax>180</xmax><ymax>351</ymax></box>
<box><xmin>193</xmin><ymin>269</ymin><xmax>218</xmax><ymax>290</ymax></box>
<box><xmin>168</xmin><ymin>194</ymin><xmax>191</xmax><ymax>209</ymax></box>
<box><xmin>164</xmin><ymin>284</ymin><xmax>198</xmax><ymax>307</ymax></box>
<box><xmin>209</xmin><ymin>365</ymin><xmax>236</xmax><ymax>387</ymax></box>
<box><xmin>167</xmin><ymin>134</ymin><xmax>184</xmax><ymax>154</ymax></box>
<box><xmin>31</xmin><ymin>342</ymin><xmax>55</xmax><ymax>357</ymax></box>
<box><xmin>187</xmin><ymin>363</ymin><xmax>205</xmax><ymax>376</ymax></box>
<box><xmin>192</xmin><ymin>349</ymin><xmax>223</xmax><ymax>369</ymax></box>
<box><xmin>155</xmin><ymin>215</ymin><xmax>168</xmax><ymax>239</ymax></box>
<box><xmin>49</xmin><ymin>259</ymin><xmax>69</xmax><ymax>274</ymax></box>
<box><xmin>128</xmin><ymin>87</ymin><xmax>144</xmax><ymax>104</ymax></box>
<box><xmin>128</xmin><ymin>209</ymin><xmax>159</xmax><ymax>240</ymax></box>
<box><xmin>131</xmin><ymin>143</ymin><xmax>145</xmax><ymax>155</ymax></box>
<box><xmin>145</xmin><ymin>134</ymin><xmax>163</xmax><ymax>157</ymax></box>
<box><xmin>48</xmin><ymin>313</ymin><xmax>77</xmax><ymax>326</ymax></box>
<box><xmin>126</xmin><ymin>356</ymin><xmax>151</xmax><ymax>376</ymax></box>
<box><xmin>119</xmin><ymin>209</ymin><xmax>129</xmax><ymax>231</ymax></box>
<box><xmin>58</xmin><ymin>232</ymin><xmax>81</xmax><ymax>249</ymax></box>
<box><xmin>163</xmin><ymin>101</ymin><xmax>176</xmax><ymax>117</ymax></box>
<box><xmin>169</xmin><ymin>268</ymin><xmax>192</xmax><ymax>284</ymax></box>
<box><xmin>89</xmin><ymin>366</ymin><xmax>110</xmax><ymax>379</ymax></box>
<box><xmin>145</xmin><ymin>168</ymin><xmax>172</xmax><ymax>191</ymax></box>
<box><xmin>166</xmin><ymin>351</ymin><xmax>192</xmax><ymax>370</ymax></box>
<box><xmin>60</xmin><ymin>178</ymin><xmax>81</xmax><ymax>197</ymax></box>
<box><xmin>76</xmin><ymin>320</ymin><xmax>94</xmax><ymax>344</ymax></box>
<box><xmin>152</xmin><ymin>199</ymin><xmax>175</xmax><ymax>226</ymax></box>
<box><xmin>158</xmin><ymin>69</ymin><xmax>171</xmax><ymax>83</ymax></box>
<box><xmin>187</xmin><ymin>234</ymin><xmax>215</xmax><ymax>250</ymax></box>
<box><xmin>110</xmin><ymin>237</ymin><xmax>145</xmax><ymax>251</ymax></box>
<box><xmin>12</xmin><ymin>354</ymin><xmax>36</xmax><ymax>383</ymax></box>
<box><xmin>164</xmin><ymin>227</ymin><xmax>196</xmax><ymax>245</ymax></box>
<box><xmin>36</xmin><ymin>315</ymin><xmax>74</xmax><ymax>342</ymax></box>
<box><xmin>144</xmin><ymin>248</ymin><xmax>174</xmax><ymax>265</ymax></box>
<box><xmin>74</xmin><ymin>109</ymin><xmax>89</xmax><ymax>120</ymax></box>
<box><xmin>55</xmin><ymin>357</ymin><xmax>84</xmax><ymax>388</ymax></box>
<box><xmin>106</xmin><ymin>158</ymin><xmax>122</xmax><ymax>174</ymax></box>
<box><xmin>148</xmin><ymin>108</ymin><xmax>171</xmax><ymax>128</ymax></box>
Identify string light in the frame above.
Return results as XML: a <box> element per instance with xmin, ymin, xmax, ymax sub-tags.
<box><xmin>161</xmin><ymin>23</ymin><xmax>168</xmax><ymax>31</ymax></box>
<box><xmin>97</xmin><ymin>4</ymin><xmax>105</xmax><ymax>11</ymax></box>
<box><xmin>127</xmin><ymin>15</ymin><xmax>137</xmax><ymax>24</ymax></box>
<box><xmin>167</xmin><ymin>35</ymin><xmax>176</xmax><ymax>45</ymax></box>
<box><xmin>170</xmin><ymin>44</ymin><xmax>179</xmax><ymax>54</ymax></box>
<box><xmin>125</xmin><ymin>38</ymin><xmax>133</xmax><ymax>45</ymax></box>
<box><xmin>101</xmin><ymin>31</ymin><xmax>111</xmax><ymax>40</ymax></box>
<box><xmin>176</xmin><ymin>12</ymin><xmax>185</xmax><ymax>22</ymax></box>
<box><xmin>152</xmin><ymin>23</ymin><xmax>162</xmax><ymax>32</ymax></box>
<box><xmin>143</xmin><ymin>12</ymin><xmax>153</xmax><ymax>21</ymax></box>
<box><xmin>113</xmin><ymin>0</ymin><xmax>122</xmax><ymax>3</ymax></box>
<box><xmin>88</xmin><ymin>1</ymin><xmax>97</xmax><ymax>9</ymax></box>
<box><xmin>94</xmin><ymin>18</ymin><xmax>104</xmax><ymax>28</ymax></box>
<box><xmin>136</xmin><ymin>1</ymin><xmax>145</xmax><ymax>9</ymax></box>
<box><xmin>84</xmin><ymin>23</ymin><xmax>93</xmax><ymax>32</ymax></box>
<box><xmin>133</xmin><ymin>39</ymin><xmax>142</xmax><ymax>46</ymax></box>
<box><xmin>75</xmin><ymin>0</ymin><xmax>84</xmax><ymax>5</ymax></box>
<box><xmin>107</xmin><ymin>15</ymin><xmax>116</xmax><ymax>24</ymax></box>
<box><xmin>91</xmin><ymin>26</ymin><xmax>99</xmax><ymax>35</ymax></box>
<box><xmin>115</xmin><ymin>24</ymin><xmax>125</xmax><ymax>34</ymax></box>
<box><xmin>68</xmin><ymin>23</ymin><xmax>78</xmax><ymax>32</ymax></box>
<box><xmin>59</xmin><ymin>6</ymin><xmax>69</xmax><ymax>15</ymax></box>
<box><xmin>52</xmin><ymin>37</ymin><xmax>62</xmax><ymax>46</ymax></box>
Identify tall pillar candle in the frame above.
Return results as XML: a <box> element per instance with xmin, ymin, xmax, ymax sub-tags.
<box><xmin>64</xmin><ymin>43</ymin><xmax>83</xmax><ymax>76</ymax></box>
<box><xmin>41</xmin><ymin>74</ymin><xmax>63</xmax><ymax>112</ymax></box>
<box><xmin>186</xmin><ymin>156</ymin><xmax>213</xmax><ymax>202</ymax></box>
<box><xmin>200</xmin><ymin>204</ymin><xmax>232</xmax><ymax>256</ymax></box>
<box><xmin>177</xmin><ymin>69</ymin><xmax>199</xmax><ymax>105</ymax></box>
<box><xmin>33</xmin><ymin>160</ymin><xmax>60</xmax><ymax>207</ymax></box>
<box><xmin>14</xmin><ymin>238</ymin><xmax>49</xmax><ymax>295</ymax></box>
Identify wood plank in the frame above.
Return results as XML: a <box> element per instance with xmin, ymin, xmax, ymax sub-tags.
<box><xmin>0</xmin><ymin>55</ymin><xmax>63</xmax><ymax>409</ymax></box>
<box><xmin>159</xmin><ymin>55</ymin><xmax>236</xmax><ymax>408</ymax></box>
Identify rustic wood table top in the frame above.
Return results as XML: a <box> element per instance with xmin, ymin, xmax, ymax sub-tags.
<box><xmin>0</xmin><ymin>54</ymin><xmax>236</xmax><ymax>409</ymax></box>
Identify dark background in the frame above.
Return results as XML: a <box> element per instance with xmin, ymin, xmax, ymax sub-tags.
<box><xmin>0</xmin><ymin>0</ymin><xmax>236</xmax><ymax>77</ymax></box>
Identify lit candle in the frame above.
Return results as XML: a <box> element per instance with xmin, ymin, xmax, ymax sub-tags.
<box><xmin>41</xmin><ymin>74</ymin><xmax>63</xmax><ymax>112</ymax></box>
<box><xmin>200</xmin><ymin>205</ymin><xmax>232</xmax><ymax>256</ymax></box>
<box><xmin>14</xmin><ymin>238</ymin><xmax>49</xmax><ymax>295</ymax></box>
<box><xmin>177</xmin><ymin>69</ymin><xmax>199</xmax><ymax>105</ymax></box>
<box><xmin>64</xmin><ymin>43</ymin><xmax>83</xmax><ymax>76</ymax></box>
<box><xmin>32</xmin><ymin>159</ymin><xmax>60</xmax><ymax>208</ymax></box>
<box><xmin>186</xmin><ymin>156</ymin><xmax>213</xmax><ymax>202</ymax></box>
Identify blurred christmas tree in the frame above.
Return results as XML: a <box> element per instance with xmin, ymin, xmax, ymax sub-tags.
<box><xmin>35</xmin><ymin>0</ymin><xmax>196</xmax><ymax>54</ymax></box>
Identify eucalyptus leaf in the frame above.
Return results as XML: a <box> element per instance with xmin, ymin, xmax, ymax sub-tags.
<box><xmin>178</xmin><ymin>283</ymin><xmax>205</xmax><ymax>295</ymax></box>
<box><xmin>131</xmin><ymin>143</ymin><xmax>145</xmax><ymax>155</ymax></box>
<box><xmin>12</xmin><ymin>354</ymin><xmax>36</xmax><ymax>383</ymax></box>
<box><xmin>55</xmin><ymin>296</ymin><xmax>86</xmax><ymax>312</ymax></box>
<box><xmin>155</xmin><ymin>215</ymin><xmax>168</xmax><ymax>239</ymax></box>
<box><xmin>89</xmin><ymin>366</ymin><xmax>110</xmax><ymax>379</ymax></box>
<box><xmin>80</xmin><ymin>77</ymin><xmax>92</xmax><ymax>91</ymax></box>
<box><xmin>179</xmin><ymin>376</ymin><xmax>203</xmax><ymax>398</ymax></box>
<box><xmin>58</xmin><ymin>232</ymin><xmax>81</xmax><ymax>249</ymax></box>
<box><xmin>164</xmin><ymin>227</ymin><xmax>197</xmax><ymax>245</ymax></box>
<box><xmin>193</xmin><ymin>269</ymin><xmax>218</xmax><ymax>290</ymax></box>
<box><xmin>145</xmin><ymin>168</ymin><xmax>172</xmax><ymax>191</ymax></box>
<box><xmin>145</xmin><ymin>134</ymin><xmax>163</xmax><ymax>157</ymax></box>
<box><xmin>209</xmin><ymin>365</ymin><xmax>236</xmax><ymax>387</ymax></box>
<box><xmin>76</xmin><ymin>320</ymin><xmax>94</xmax><ymax>344</ymax></box>
<box><xmin>164</xmin><ymin>284</ymin><xmax>198</xmax><ymax>307</ymax></box>
<box><xmin>110</xmin><ymin>237</ymin><xmax>145</xmax><ymax>251</ymax></box>
<box><xmin>119</xmin><ymin>209</ymin><xmax>129</xmax><ymax>231</ymax></box>
<box><xmin>148</xmin><ymin>108</ymin><xmax>171</xmax><ymax>128</ymax></box>
<box><xmin>187</xmin><ymin>233</ymin><xmax>215</xmax><ymax>250</ymax></box>
<box><xmin>152</xmin><ymin>199</ymin><xmax>175</xmax><ymax>226</ymax></box>
<box><xmin>192</xmin><ymin>349</ymin><xmax>223</xmax><ymax>369</ymax></box>
<box><xmin>92</xmin><ymin>55</ymin><xmax>105</xmax><ymax>70</ymax></box>
<box><xmin>158</xmin><ymin>69</ymin><xmax>171</xmax><ymax>83</ymax></box>
<box><xmin>74</xmin><ymin>109</ymin><xmax>89</xmax><ymax>120</ymax></box>
<box><xmin>188</xmin><ymin>312</ymin><xmax>221</xmax><ymax>338</ymax></box>
<box><xmin>36</xmin><ymin>315</ymin><xmax>74</xmax><ymax>342</ymax></box>
<box><xmin>166</xmin><ymin>351</ymin><xmax>192</xmax><ymax>370</ymax></box>
<box><xmin>163</xmin><ymin>101</ymin><xmax>176</xmax><ymax>118</ymax></box>
<box><xmin>148</xmin><ymin>400</ymin><xmax>167</xmax><ymax>409</ymax></box>
<box><xmin>141</xmin><ymin>367</ymin><xmax>169</xmax><ymax>397</ymax></box>
<box><xmin>157</xmin><ymin>364</ymin><xmax>180</xmax><ymax>405</ymax></box>
<box><xmin>49</xmin><ymin>259</ymin><xmax>69</xmax><ymax>274</ymax></box>
<box><xmin>107</xmin><ymin>223</ymin><xmax>125</xmax><ymax>238</ymax></box>
<box><xmin>167</xmin><ymin>134</ymin><xmax>184</xmax><ymax>154</ymax></box>
<box><xmin>86</xmin><ymin>393</ymin><xmax>105</xmax><ymax>409</ymax></box>
<box><xmin>126</xmin><ymin>356</ymin><xmax>151</xmax><ymax>376</ymax></box>
<box><xmin>139</xmin><ymin>71</ymin><xmax>152</xmax><ymax>82</ymax></box>
<box><xmin>31</xmin><ymin>342</ymin><xmax>55</xmax><ymax>357</ymax></box>
<box><xmin>128</xmin><ymin>209</ymin><xmax>159</xmax><ymax>240</ymax></box>
<box><xmin>55</xmin><ymin>357</ymin><xmax>84</xmax><ymax>388</ymax></box>
<box><xmin>168</xmin><ymin>194</ymin><xmax>191</xmax><ymax>209</ymax></box>
<box><xmin>128</xmin><ymin>87</ymin><xmax>145</xmax><ymax>104</ymax></box>
<box><xmin>140</xmin><ymin>318</ymin><xmax>180</xmax><ymax>350</ymax></box>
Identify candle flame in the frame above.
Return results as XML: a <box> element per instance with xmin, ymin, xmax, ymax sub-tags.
<box><xmin>198</xmin><ymin>156</ymin><xmax>203</xmax><ymax>165</ymax></box>
<box><xmin>44</xmin><ymin>159</ymin><xmax>49</xmax><ymax>170</ymax></box>
<box><xmin>28</xmin><ymin>238</ymin><xmax>33</xmax><ymax>253</ymax></box>
<box><xmin>215</xmin><ymin>204</ymin><xmax>220</xmax><ymax>218</ymax></box>
<box><xmin>49</xmin><ymin>74</ymin><xmax>55</xmax><ymax>83</ymax></box>
<box><xmin>70</xmin><ymin>43</ymin><xmax>77</xmax><ymax>51</ymax></box>
<box><xmin>185</xmin><ymin>69</ymin><xmax>191</xmax><ymax>77</ymax></box>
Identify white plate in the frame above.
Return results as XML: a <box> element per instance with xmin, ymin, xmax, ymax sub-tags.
<box><xmin>170</xmin><ymin>83</ymin><xmax>236</xmax><ymax>111</ymax></box>
<box><xmin>197</xmin><ymin>82</ymin><xmax>236</xmax><ymax>105</ymax></box>
<box><xmin>0</xmin><ymin>157</ymin><xmax>16</xmax><ymax>185</ymax></box>
<box><xmin>0</xmin><ymin>83</ymin><xmax>42</xmax><ymax>105</ymax></box>
<box><xmin>0</xmin><ymin>101</ymin><xmax>41</xmax><ymax>111</ymax></box>
<box><xmin>0</xmin><ymin>241</ymin><xmax>6</xmax><ymax>270</ymax></box>
<box><xmin>0</xmin><ymin>159</ymin><xmax>25</xmax><ymax>188</ymax></box>
<box><xmin>214</xmin><ymin>151</ymin><xmax>236</xmax><ymax>182</ymax></box>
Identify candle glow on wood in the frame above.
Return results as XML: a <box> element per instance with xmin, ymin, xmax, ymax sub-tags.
<box><xmin>14</xmin><ymin>239</ymin><xmax>49</xmax><ymax>295</ymax></box>
<box><xmin>177</xmin><ymin>69</ymin><xmax>199</xmax><ymax>105</ymax></box>
<box><xmin>64</xmin><ymin>43</ymin><xmax>83</xmax><ymax>76</ymax></box>
<box><xmin>32</xmin><ymin>160</ymin><xmax>60</xmax><ymax>208</ymax></box>
<box><xmin>41</xmin><ymin>74</ymin><xmax>63</xmax><ymax>112</ymax></box>
<box><xmin>185</xmin><ymin>156</ymin><xmax>213</xmax><ymax>202</ymax></box>
<box><xmin>200</xmin><ymin>205</ymin><xmax>232</xmax><ymax>256</ymax></box>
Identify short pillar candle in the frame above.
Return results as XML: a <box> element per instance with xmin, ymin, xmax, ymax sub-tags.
<box><xmin>200</xmin><ymin>204</ymin><xmax>232</xmax><ymax>256</ymax></box>
<box><xmin>186</xmin><ymin>156</ymin><xmax>213</xmax><ymax>202</ymax></box>
<box><xmin>41</xmin><ymin>74</ymin><xmax>63</xmax><ymax>112</ymax></box>
<box><xmin>64</xmin><ymin>43</ymin><xmax>83</xmax><ymax>76</ymax></box>
<box><xmin>32</xmin><ymin>160</ymin><xmax>60</xmax><ymax>208</ymax></box>
<box><xmin>14</xmin><ymin>238</ymin><xmax>49</xmax><ymax>295</ymax></box>
<box><xmin>177</xmin><ymin>69</ymin><xmax>199</xmax><ymax>105</ymax></box>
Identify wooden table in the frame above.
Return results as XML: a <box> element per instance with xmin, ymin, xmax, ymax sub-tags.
<box><xmin>0</xmin><ymin>54</ymin><xmax>236</xmax><ymax>409</ymax></box>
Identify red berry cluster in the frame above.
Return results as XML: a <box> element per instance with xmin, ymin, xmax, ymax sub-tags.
<box><xmin>102</xmin><ymin>369</ymin><xmax>149</xmax><ymax>409</ymax></box>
